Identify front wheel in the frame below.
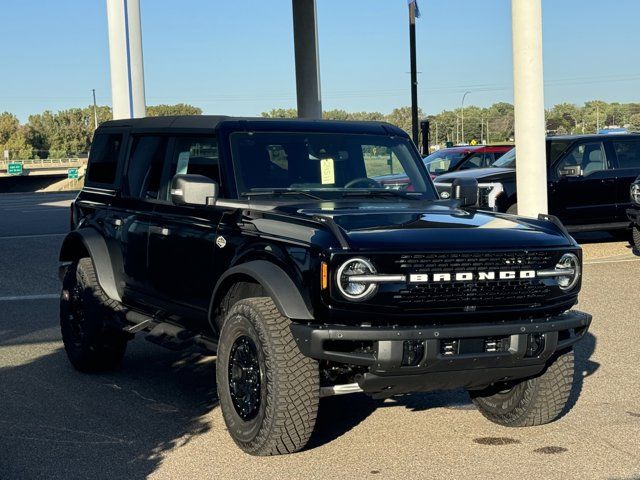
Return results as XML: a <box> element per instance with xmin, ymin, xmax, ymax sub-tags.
<box><xmin>216</xmin><ymin>297</ymin><xmax>319</xmax><ymax>455</ymax></box>
<box><xmin>469</xmin><ymin>349</ymin><xmax>574</xmax><ymax>427</ymax></box>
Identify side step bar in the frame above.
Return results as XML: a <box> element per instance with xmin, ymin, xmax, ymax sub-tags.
<box><xmin>319</xmin><ymin>383</ymin><xmax>364</xmax><ymax>398</ymax></box>
<box><xmin>121</xmin><ymin>309</ymin><xmax>218</xmax><ymax>354</ymax></box>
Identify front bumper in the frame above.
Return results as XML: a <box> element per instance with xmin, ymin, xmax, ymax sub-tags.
<box><xmin>291</xmin><ymin>310</ymin><xmax>591</xmax><ymax>397</ymax></box>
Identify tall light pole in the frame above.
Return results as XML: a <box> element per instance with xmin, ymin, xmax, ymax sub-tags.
<box><xmin>91</xmin><ymin>89</ymin><xmax>98</xmax><ymax>130</ymax></box>
<box><xmin>461</xmin><ymin>91</ymin><xmax>471</xmax><ymax>144</ymax></box>
<box><xmin>408</xmin><ymin>0</ymin><xmax>420</xmax><ymax>145</ymax></box>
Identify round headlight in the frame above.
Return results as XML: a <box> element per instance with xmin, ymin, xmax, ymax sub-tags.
<box><xmin>336</xmin><ymin>258</ymin><xmax>378</xmax><ymax>301</ymax></box>
<box><xmin>631</xmin><ymin>183</ymin><xmax>640</xmax><ymax>205</ymax></box>
<box><xmin>556</xmin><ymin>253</ymin><xmax>580</xmax><ymax>291</ymax></box>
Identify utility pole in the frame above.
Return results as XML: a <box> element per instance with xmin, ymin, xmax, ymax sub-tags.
<box><xmin>461</xmin><ymin>91</ymin><xmax>470</xmax><ymax>144</ymax></box>
<box><xmin>408</xmin><ymin>0</ymin><xmax>420</xmax><ymax>145</ymax></box>
<box><xmin>596</xmin><ymin>104</ymin><xmax>600</xmax><ymax>132</ymax></box>
<box><xmin>434</xmin><ymin>121</ymin><xmax>438</xmax><ymax>147</ymax></box>
<box><xmin>92</xmin><ymin>89</ymin><xmax>98</xmax><ymax>130</ymax></box>
<box><xmin>486</xmin><ymin>118</ymin><xmax>490</xmax><ymax>144</ymax></box>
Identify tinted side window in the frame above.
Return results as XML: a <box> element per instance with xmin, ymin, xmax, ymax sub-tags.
<box><xmin>125</xmin><ymin>136</ymin><xmax>168</xmax><ymax>200</ymax></box>
<box><xmin>165</xmin><ymin>137</ymin><xmax>220</xmax><ymax>199</ymax></box>
<box><xmin>557</xmin><ymin>142</ymin><xmax>608</xmax><ymax>176</ymax></box>
<box><xmin>86</xmin><ymin>133</ymin><xmax>123</xmax><ymax>185</ymax></box>
<box><xmin>613</xmin><ymin>141</ymin><xmax>640</xmax><ymax>169</ymax></box>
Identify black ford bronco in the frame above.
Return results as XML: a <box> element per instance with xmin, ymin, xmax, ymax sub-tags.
<box><xmin>59</xmin><ymin>116</ymin><xmax>592</xmax><ymax>455</ymax></box>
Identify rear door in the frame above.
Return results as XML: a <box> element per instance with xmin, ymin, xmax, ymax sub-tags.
<box><xmin>611</xmin><ymin>138</ymin><xmax>640</xmax><ymax>215</ymax></box>
<box><xmin>147</xmin><ymin>135</ymin><xmax>223</xmax><ymax>324</ymax></box>
<box><xmin>109</xmin><ymin>134</ymin><xmax>169</xmax><ymax>309</ymax></box>
<box><xmin>549</xmin><ymin>140</ymin><xmax>617</xmax><ymax>226</ymax></box>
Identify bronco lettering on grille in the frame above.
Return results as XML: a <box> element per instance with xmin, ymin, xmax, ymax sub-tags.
<box><xmin>408</xmin><ymin>270</ymin><xmax>537</xmax><ymax>283</ymax></box>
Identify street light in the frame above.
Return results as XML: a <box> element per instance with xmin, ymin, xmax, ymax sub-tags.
<box><xmin>461</xmin><ymin>91</ymin><xmax>471</xmax><ymax>144</ymax></box>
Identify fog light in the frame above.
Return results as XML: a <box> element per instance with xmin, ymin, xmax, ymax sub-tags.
<box><xmin>526</xmin><ymin>333</ymin><xmax>545</xmax><ymax>357</ymax></box>
<box><xmin>402</xmin><ymin>340</ymin><xmax>425</xmax><ymax>366</ymax></box>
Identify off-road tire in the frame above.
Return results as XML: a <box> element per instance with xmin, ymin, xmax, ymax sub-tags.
<box><xmin>469</xmin><ymin>349</ymin><xmax>574</xmax><ymax>427</ymax></box>
<box><xmin>506</xmin><ymin>203</ymin><xmax>518</xmax><ymax>215</ymax></box>
<box><xmin>60</xmin><ymin>258</ymin><xmax>128</xmax><ymax>372</ymax></box>
<box><xmin>632</xmin><ymin>225</ymin><xmax>640</xmax><ymax>251</ymax></box>
<box><xmin>216</xmin><ymin>297</ymin><xmax>319</xmax><ymax>455</ymax></box>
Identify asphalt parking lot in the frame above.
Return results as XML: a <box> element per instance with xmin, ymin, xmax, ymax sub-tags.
<box><xmin>1</xmin><ymin>192</ymin><xmax>639</xmax><ymax>480</ymax></box>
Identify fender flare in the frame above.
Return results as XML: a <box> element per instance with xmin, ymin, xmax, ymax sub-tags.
<box><xmin>59</xmin><ymin>228</ymin><xmax>122</xmax><ymax>302</ymax></box>
<box><xmin>210</xmin><ymin>260</ymin><xmax>314</xmax><ymax>321</ymax></box>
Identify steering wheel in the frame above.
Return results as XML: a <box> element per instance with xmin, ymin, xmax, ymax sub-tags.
<box><xmin>344</xmin><ymin>177</ymin><xmax>382</xmax><ymax>189</ymax></box>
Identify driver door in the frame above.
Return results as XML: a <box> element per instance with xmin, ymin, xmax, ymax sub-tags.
<box><xmin>549</xmin><ymin>141</ymin><xmax>617</xmax><ymax>226</ymax></box>
<box><xmin>146</xmin><ymin>136</ymin><xmax>223</xmax><ymax>325</ymax></box>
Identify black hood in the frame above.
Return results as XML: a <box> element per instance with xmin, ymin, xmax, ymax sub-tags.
<box><xmin>435</xmin><ymin>167</ymin><xmax>515</xmax><ymax>184</ymax></box>
<box><xmin>247</xmin><ymin>199</ymin><xmax>573</xmax><ymax>251</ymax></box>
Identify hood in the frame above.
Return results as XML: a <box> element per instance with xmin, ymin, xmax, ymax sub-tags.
<box><xmin>435</xmin><ymin>167</ymin><xmax>515</xmax><ymax>184</ymax></box>
<box><xmin>249</xmin><ymin>199</ymin><xmax>573</xmax><ymax>251</ymax></box>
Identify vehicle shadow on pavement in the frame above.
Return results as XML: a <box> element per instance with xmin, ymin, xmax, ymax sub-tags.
<box><xmin>0</xmin><ymin>341</ymin><xmax>218</xmax><ymax>480</ymax></box>
<box><xmin>565</xmin><ymin>331</ymin><xmax>599</xmax><ymax>417</ymax></box>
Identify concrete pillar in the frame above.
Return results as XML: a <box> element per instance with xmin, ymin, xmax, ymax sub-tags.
<box><xmin>106</xmin><ymin>0</ymin><xmax>146</xmax><ymax>119</ymax></box>
<box><xmin>511</xmin><ymin>0</ymin><xmax>547</xmax><ymax>216</ymax></box>
<box><xmin>292</xmin><ymin>0</ymin><xmax>322</xmax><ymax>119</ymax></box>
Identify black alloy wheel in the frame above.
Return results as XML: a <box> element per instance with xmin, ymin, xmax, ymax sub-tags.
<box><xmin>228</xmin><ymin>335</ymin><xmax>263</xmax><ymax>420</ymax></box>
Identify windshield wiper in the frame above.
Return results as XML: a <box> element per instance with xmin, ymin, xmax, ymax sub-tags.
<box><xmin>243</xmin><ymin>189</ymin><xmax>323</xmax><ymax>200</ymax></box>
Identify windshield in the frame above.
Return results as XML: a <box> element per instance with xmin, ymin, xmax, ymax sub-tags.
<box><xmin>424</xmin><ymin>149</ymin><xmax>469</xmax><ymax>174</ymax></box>
<box><xmin>492</xmin><ymin>147</ymin><xmax>516</xmax><ymax>168</ymax></box>
<box><xmin>230</xmin><ymin>132</ymin><xmax>435</xmax><ymax>199</ymax></box>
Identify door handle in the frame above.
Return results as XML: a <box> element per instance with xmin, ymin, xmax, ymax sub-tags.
<box><xmin>150</xmin><ymin>226</ymin><xmax>170</xmax><ymax>236</ymax></box>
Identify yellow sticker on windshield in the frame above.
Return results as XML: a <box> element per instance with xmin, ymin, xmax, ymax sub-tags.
<box><xmin>320</xmin><ymin>158</ymin><xmax>335</xmax><ymax>184</ymax></box>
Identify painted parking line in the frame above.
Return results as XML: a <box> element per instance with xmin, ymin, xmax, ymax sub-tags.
<box><xmin>0</xmin><ymin>294</ymin><xmax>59</xmax><ymax>302</ymax></box>
<box><xmin>584</xmin><ymin>257</ymin><xmax>640</xmax><ymax>265</ymax></box>
<box><xmin>0</xmin><ymin>233</ymin><xmax>66</xmax><ymax>240</ymax></box>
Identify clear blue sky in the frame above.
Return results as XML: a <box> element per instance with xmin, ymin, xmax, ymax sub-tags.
<box><xmin>0</xmin><ymin>0</ymin><xmax>638</xmax><ymax>122</ymax></box>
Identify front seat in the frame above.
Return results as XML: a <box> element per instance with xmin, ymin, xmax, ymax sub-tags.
<box><xmin>582</xmin><ymin>148</ymin><xmax>604</xmax><ymax>176</ymax></box>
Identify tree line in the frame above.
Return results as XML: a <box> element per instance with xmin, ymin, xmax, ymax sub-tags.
<box><xmin>262</xmin><ymin>101</ymin><xmax>640</xmax><ymax>146</ymax></box>
<box><xmin>1</xmin><ymin>100</ymin><xmax>638</xmax><ymax>159</ymax></box>
<box><xmin>0</xmin><ymin>104</ymin><xmax>202</xmax><ymax>160</ymax></box>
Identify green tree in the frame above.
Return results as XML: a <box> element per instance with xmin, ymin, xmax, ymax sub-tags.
<box><xmin>261</xmin><ymin>108</ymin><xmax>298</xmax><ymax>118</ymax></box>
<box><xmin>0</xmin><ymin>112</ymin><xmax>20</xmax><ymax>145</ymax></box>
<box><xmin>147</xmin><ymin>104</ymin><xmax>202</xmax><ymax>117</ymax></box>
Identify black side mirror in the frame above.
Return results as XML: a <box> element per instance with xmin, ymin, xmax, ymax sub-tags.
<box><xmin>170</xmin><ymin>174</ymin><xmax>218</xmax><ymax>206</ymax></box>
<box><xmin>452</xmin><ymin>177</ymin><xmax>478</xmax><ymax>207</ymax></box>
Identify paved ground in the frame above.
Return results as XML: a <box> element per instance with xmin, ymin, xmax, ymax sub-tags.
<box><xmin>1</xmin><ymin>192</ymin><xmax>639</xmax><ymax>480</ymax></box>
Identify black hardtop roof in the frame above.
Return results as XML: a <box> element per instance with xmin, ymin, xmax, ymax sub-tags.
<box><xmin>98</xmin><ymin>115</ymin><xmax>409</xmax><ymax>137</ymax></box>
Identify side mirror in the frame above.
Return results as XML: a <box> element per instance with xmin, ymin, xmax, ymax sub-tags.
<box><xmin>170</xmin><ymin>174</ymin><xmax>218</xmax><ymax>206</ymax></box>
<box><xmin>558</xmin><ymin>166</ymin><xmax>581</xmax><ymax>178</ymax></box>
<box><xmin>452</xmin><ymin>177</ymin><xmax>478</xmax><ymax>207</ymax></box>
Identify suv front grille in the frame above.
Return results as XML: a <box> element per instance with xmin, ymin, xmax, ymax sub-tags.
<box><xmin>382</xmin><ymin>250</ymin><xmax>561</xmax><ymax>311</ymax></box>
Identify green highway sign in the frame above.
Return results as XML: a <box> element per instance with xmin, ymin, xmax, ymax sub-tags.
<box><xmin>67</xmin><ymin>168</ymin><xmax>79</xmax><ymax>179</ymax></box>
<box><xmin>7</xmin><ymin>162</ymin><xmax>23</xmax><ymax>175</ymax></box>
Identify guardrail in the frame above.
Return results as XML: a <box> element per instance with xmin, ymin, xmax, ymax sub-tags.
<box><xmin>0</xmin><ymin>158</ymin><xmax>87</xmax><ymax>167</ymax></box>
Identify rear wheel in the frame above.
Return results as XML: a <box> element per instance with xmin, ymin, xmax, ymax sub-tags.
<box><xmin>216</xmin><ymin>297</ymin><xmax>319</xmax><ymax>455</ymax></box>
<box><xmin>469</xmin><ymin>349</ymin><xmax>574</xmax><ymax>427</ymax></box>
<box><xmin>60</xmin><ymin>258</ymin><xmax>128</xmax><ymax>372</ymax></box>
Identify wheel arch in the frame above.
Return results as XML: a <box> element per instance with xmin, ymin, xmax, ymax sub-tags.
<box><xmin>209</xmin><ymin>260</ymin><xmax>314</xmax><ymax>331</ymax></box>
<box><xmin>59</xmin><ymin>228</ymin><xmax>121</xmax><ymax>302</ymax></box>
